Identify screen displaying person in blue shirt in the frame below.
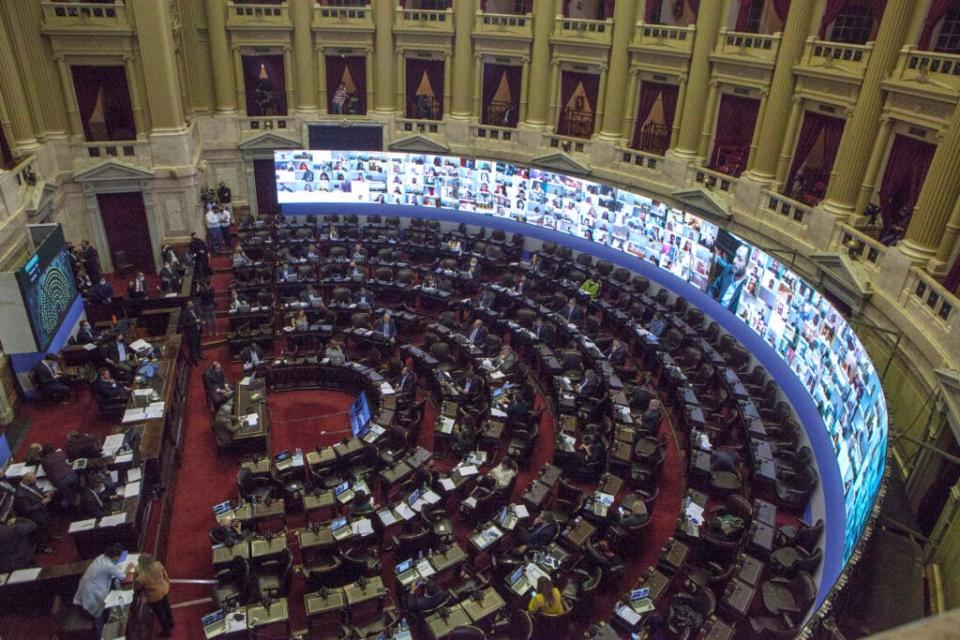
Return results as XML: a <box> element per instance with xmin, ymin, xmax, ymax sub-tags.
<box><xmin>708</xmin><ymin>244</ymin><xmax>750</xmax><ymax>312</ymax></box>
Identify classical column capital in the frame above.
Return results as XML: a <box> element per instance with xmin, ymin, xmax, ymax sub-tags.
<box><xmin>708</xmin><ymin>79</ymin><xmax>719</xmax><ymax>89</ymax></box>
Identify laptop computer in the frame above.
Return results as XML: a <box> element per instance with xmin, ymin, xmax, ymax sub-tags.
<box><xmin>395</xmin><ymin>558</ymin><xmax>419</xmax><ymax>586</ymax></box>
<box><xmin>498</xmin><ymin>506</ymin><xmax>518</xmax><ymax>531</ymax></box>
<box><xmin>202</xmin><ymin>609</ymin><xmax>226</xmax><ymax>639</ymax></box>
<box><xmin>334</xmin><ymin>481</ymin><xmax>355</xmax><ymax>504</ymax></box>
<box><xmin>507</xmin><ymin>566</ymin><xmax>529</xmax><ymax>595</ymax></box>
<box><xmin>212</xmin><ymin>501</ymin><xmax>233</xmax><ymax>517</ymax></box>
<box><xmin>629</xmin><ymin>587</ymin><xmax>655</xmax><ymax>614</ymax></box>
<box><xmin>406</xmin><ymin>488</ymin><xmax>422</xmax><ymax>509</ymax></box>
<box><xmin>331</xmin><ymin>516</ymin><xmax>351</xmax><ymax>540</ymax></box>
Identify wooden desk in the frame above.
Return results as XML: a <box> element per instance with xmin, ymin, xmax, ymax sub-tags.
<box><xmin>297</xmin><ymin>527</ymin><xmax>334</xmax><ymax>552</ymax></box>
<box><xmin>430</xmin><ymin>544</ymin><xmax>468</xmax><ymax>572</ymax></box>
<box><xmin>344</xmin><ymin>576</ymin><xmax>386</xmax><ymax>607</ymax></box>
<box><xmin>305</xmin><ymin>588</ymin><xmax>347</xmax><ymax>617</ymax></box>
<box><xmin>736</xmin><ymin>554</ymin><xmax>764</xmax><ymax>586</ymax></box>
<box><xmin>638</xmin><ymin>567</ymin><xmax>671</xmax><ymax>602</ymax></box>
<box><xmin>562</xmin><ymin>517</ymin><xmax>596</xmax><ymax>548</ymax></box>
<box><xmin>721</xmin><ymin>578</ymin><xmax>756</xmax><ymax>618</ymax></box>
<box><xmin>232</xmin><ymin>380</ymin><xmax>269</xmax><ymax>454</ymax></box>
<box><xmin>460</xmin><ymin>587</ymin><xmax>505</xmax><ymax>625</ymax></box>
<box><xmin>658</xmin><ymin>538</ymin><xmax>689</xmax><ymax>574</ymax></box>
<box><xmin>246</xmin><ymin>597</ymin><xmax>289</xmax><ymax>631</ymax></box>
<box><xmin>212</xmin><ymin>542</ymin><xmax>250</xmax><ymax>567</ymax></box>
<box><xmin>250</xmin><ymin>536</ymin><xmax>287</xmax><ymax>561</ymax></box>
<box><xmin>425</xmin><ymin>604</ymin><xmax>471</xmax><ymax>640</ymax></box>
<box><xmin>522</xmin><ymin>481</ymin><xmax>551</xmax><ymax>511</ymax></box>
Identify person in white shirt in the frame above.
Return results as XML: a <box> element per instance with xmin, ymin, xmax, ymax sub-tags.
<box><xmin>492</xmin><ymin>344</ymin><xmax>517</xmax><ymax>374</ymax></box>
<box><xmin>73</xmin><ymin>543</ymin><xmax>134</xmax><ymax>633</ymax></box>
<box><xmin>205</xmin><ymin>208</ymin><xmax>224</xmax><ymax>252</ymax></box>
<box><xmin>218</xmin><ymin>207</ymin><xmax>233</xmax><ymax>250</ymax></box>
<box><xmin>325</xmin><ymin>339</ymin><xmax>346</xmax><ymax>366</ymax></box>
<box><xmin>489</xmin><ymin>457</ymin><xmax>517</xmax><ymax>490</ymax></box>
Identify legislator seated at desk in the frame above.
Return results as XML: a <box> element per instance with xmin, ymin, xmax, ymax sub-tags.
<box><xmin>515</xmin><ymin>274</ymin><xmax>533</xmax><ymax>296</ymax></box>
<box><xmin>211</xmin><ymin>515</ymin><xmax>253</xmax><ymax>547</ymax></box>
<box><xmin>515</xmin><ymin>512</ymin><xmax>560</xmax><ymax>554</ymax></box>
<box><xmin>31</xmin><ymin>354</ymin><xmax>72</xmax><ymax>401</ymax></box>
<box><xmin>490</xmin><ymin>344</ymin><xmax>517</xmax><ymax>375</ymax></box>
<box><xmin>405</xmin><ymin>577</ymin><xmax>446</xmax><ymax>613</ymax></box>
<box><xmin>232</xmin><ymin>246</ymin><xmax>252</xmax><ymax>268</ymax></box>
<box><xmin>395</xmin><ymin>364</ymin><xmax>416</xmax><ymax>398</ymax></box>
<box><xmin>459</xmin><ymin>364</ymin><xmax>484</xmax><ymax>406</ymax></box>
<box><xmin>356</xmin><ymin>286</ymin><xmax>375</xmax><ymax>309</ymax></box>
<box><xmin>576</xmin><ymin>370</ymin><xmax>602</xmax><ymax>401</ymax></box>
<box><xmin>580</xmin><ymin>277</ymin><xmax>601</xmax><ymax>300</ymax></box>
<box><xmin>213</xmin><ymin>401</ymin><xmax>241</xmax><ymax>449</ymax></box>
<box><xmin>606</xmin><ymin>339</ymin><xmax>628</xmax><ymax>366</ymax></box>
<box><xmin>242</xmin><ymin>343</ymin><xmax>266</xmax><ymax>371</ymax></box>
<box><xmin>203</xmin><ymin>362</ymin><xmax>234</xmax><ymax>411</ymax></box>
<box><xmin>0</xmin><ymin>516</ymin><xmax>37</xmax><ymax>572</ymax></box>
<box><xmin>286</xmin><ymin>310</ymin><xmax>309</xmax><ymax>333</ymax></box>
<box><xmin>77</xmin><ymin>473</ymin><xmax>122</xmax><ymax>519</ymax></box>
<box><xmin>229</xmin><ymin>290</ymin><xmax>248</xmax><ymax>313</ymax></box>
<box><xmin>464</xmin><ymin>319</ymin><xmax>487</xmax><ymax>350</ymax></box>
<box><xmin>325</xmin><ymin>339</ymin><xmax>346</xmax><ymax>366</ymax></box>
<box><xmin>476</xmin><ymin>289</ymin><xmax>495</xmax><ymax>311</ymax></box>
<box><xmin>641</xmin><ymin>399</ymin><xmax>663</xmax><ymax>432</ymax></box>
<box><xmin>14</xmin><ymin>472</ymin><xmax>54</xmax><ymax>553</ymax></box>
<box><xmin>102</xmin><ymin>334</ymin><xmax>141</xmax><ymax>378</ymax></box>
<box><xmin>561</xmin><ymin>297</ymin><xmax>583</xmax><ymax>325</ymax></box>
<box><xmin>76</xmin><ymin>320</ymin><xmax>102</xmax><ymax>346</ymax></box>
<box><xmin>93</xmin><ymin>368</ymin><xmax>131</xmax><ymax>405</ymax></box>
<box><xmin>532</xmin><ymin>318</ymin><xmax>555</xmax><ymax>346</ymax></box>
<box><xmin>300</xmin><ymin>285</ymin><xmax>325</xmax><ymax>310</ymax></box>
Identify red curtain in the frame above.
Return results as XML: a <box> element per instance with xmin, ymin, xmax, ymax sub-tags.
<box><xmin>603</xmin><ymin>0</ymin><xmax>615</xmax><ymax>19</ymax></box>
<box><xmin>254</xmin><ymin>158</ymin><xmax>279</xmax><ymax>217</ymax></box>
<box><xmin>481</xmin><ymin>64</ymin><xmax>522</xmax><ymax>126</ymax></box>
<box><xmin>819</xmin><ymin>0</ymin><xmax>850</xmax><ymax>38</ymax></box>
<box><xmin>70</xmin><ymin>66</ymin><xmax>136</xmax><ymax>141</ymax></box>
<box><xmin>557</xmin><ymin>71</ymin><xmax>600</xmax><ymax>137</ymax></box>
<box><xmin>710</xmin><ymin>94</ymin><xmax>760</xmax><ymax>175</ymax></box>
<box><xmin>734</xmin><ymin>0</ymin><xmax>756</xmax><ymax>31</ymax></box>
<box><xmin>688</xmin><ymin>0</ymin><xmax>700</xmax><ymax>15</ymax></box>
<box><xmin>631</xmin><ymin>82</ymin><xmax>667</xmax><ymax>149</ymax></box>
<box><xmin>644</xmin><ymin>0</ymin><xmax>659</xmax><ymax>22</ymax></box>
<box><xmin>772</xmin><ymin>0</ymin><xmax>791</xmax><ymax>22</ymax></box>
<box><xmin>324</xmin><ymin>55</ymin><xmax>367</xmax><ymax>115</ymax></box>
<box><xmin>919</xmin><ymin>0</ymin><xmax>956</xmax><ymax>49</ymax></box>
<box><xmin>821</xmin><ymin>115</ymin><xmax>845</xmax><ymax>176</ymax></box>
<box><xmin>242</xmin><ymin>54</ymin><xmax>287</xmax><ymax>116</ymax></box>
<box><xmin>786</xmin><ymin>112</ymin><xmax>827</xmax><ymax>190</ymax></box>
<box><xmin>96</xmin><ymin>192</ymin><xmax>154</xmax><ymax>273</ymax></box>
<box><xmin>405</xmin><ymin>58</ymin><xmax>445</xmax><ymax>119</ymax></box>
<box><xmin>878</xmin><ymin>134</ymin><xmax>936</xmax><ymax>231</ymax></box>
<box><xmin>662</xmin><ymin>84</ymin><xmax>679</xmax><ymax>135</ymax></box>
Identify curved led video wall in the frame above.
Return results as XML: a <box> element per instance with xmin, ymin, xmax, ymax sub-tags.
<box><xmin>275</xmin><ymin>150</ymin><xmax>887</xmax><ymax>579</ymax></box>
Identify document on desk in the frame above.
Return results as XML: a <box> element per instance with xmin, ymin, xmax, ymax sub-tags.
<box><xmin>489</xmin><ymin>371</ymin><xmax>505</xmax><ymax>382</ymax></box>
<box><xmin>685</xmin><ymin>502</ymin><xmax>705</xmax><ymax>526</ymax></box>
<box><xmin>144</xmin><ymin>402</ymin><xmax>165</xmax><ymax>420</ymax></box>
<box><xmin>104</xmin><ymin>589</ymin><xmax>134</xmax><ymax>608</ymax></box>
<box><xmin>124</xmin><ymin>481</ymin><xmax>141</xmax><ymax>498</ymax></box>
<box><xmin>394</xmin><ymin>503</ymin><xmax>416</xmax><ymax>521</ymax></box>
<box><xmin>351</xmin><ymin>518</ymin><xmax>374</xmax><ymax>536</ymax></box>
<box><xmin>129</xmin><ymin>339</ymin><xmax>152</xmax><ymax>354</ymax></box>
<box><xmin>82</xmin><ymin>343</ymin><xmax>98</xmax><ymax>351</ymax></box>
<box><xmin>103</xmin><ymin>433</ymin><xmax>126</xmax><ymax>455</ymax></box>
<box><xmin>416</xmin><ymin>560</ymin><xmax>436</xmax><ymax>578</ymax></box>
<box><xmin>377</xmin><ymin>509</ymin><xmax>398</xmax><ymax>527</ymax></box>
<box><xmin>422</xmin><ymin>490</ymin><xmax>441</xmax><ymax>505</ymax></box>
<box><xmin>122</xmin><ymin>408</ymin><xmax>147</xmax><ymax>424</ymax></box>
<box><xmin>458</xmin><ymin>465</ymin><xmax>479</xmax><ymax>477</ymax></box>
<box><xmin>69</xmin><ymin>518</ymin><xmax>97</xmax><ymax>532</ymax></box>
<box><xmin>115</xmin><ymin>453</ymin><xmax>134</xmax><ymax>464</ymax></box>
<box><xmin>490</xmin><ymin>407</ymin><xmax>506</xmax><ymax>419</ymax></box>
<box><xmin>99</xmin><ymin>513</ymin><xmax>127</xmax><ymax>528</ymax></box>
<box><xmin>127</xmin><ymin>468</ymin><xmax>142</xmax><ymax>483</ymax></box>
<box><xmin>514</xmin><ymin>504</ymin><xmax>530</xmax><ymax>519</ymax></box>
<box><xmin>245</xmin><ymin>414</ymin><xmax>259</xmax><ymax>427</ymax></box>
<box><xmin>438</xmin><ymin>477</ymin><xmax>456</xmax><ymax>492</ymax></box>
<box><xmin>7</xmin><ymin>568</ymin><xmax>42</xmax><ymax>584</ymax></box>
<box><xmin>615</xmin><ymin>603</ymin><xmax>642</xmax><ymax>626</ymax></box>
<box><xmin>439</xmin><ymin>417</ymin><xmax>455</xmax><ymax>434</ymax></box>
<box><xmin>4</xmin><ymin>462</ymin><xmax>35</xmax><ymax>478</ymax></box>
<box><xmin>380</xmin><ymin>383</ymin><xmax>394</xmax><ymax>395</ymax></box>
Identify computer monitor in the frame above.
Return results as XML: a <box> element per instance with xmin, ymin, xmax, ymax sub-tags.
<box><xmin>212</xmin><ymin>501</ymin><xmax>233</xmax><ymax>516</ymax></box>
<box><xmin>395</xmin><ymin>558</ymin><xmax>414</xmax><ymax>574</ymax></box>
<box><xmin>630</xmin><ymin>587</ymin><xmax>650</xmax><ymax>602</ymax></box>
<box><xmin>349</xmin><ymin>391</ymin><xmax>372</xmax><ymax>437</ymax></box>
<box><xmin>331</xmin><ymin>516</ymin><xmax>348</xmax><ymax>531</ymax></box>
<box><xmin>334</xmin><ymin>481</ymin><xmax>350</xmax><ymax>497</ymax></box>
<box><xmin>498</xmin><ymin>506</ymin><xmax>509</xmax><ymax>525</ymax></box>
<box><xmin>407</xmin><ymin>488</ymin><xmax>422</xmax><ymax>507</ymax></box>
<box><xmin>508</xmin><ymin>566</ymin><xmax>524</xmax><ymax>585</ymax></box>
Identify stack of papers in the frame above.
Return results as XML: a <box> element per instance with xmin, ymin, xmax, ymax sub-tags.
<box><xmin>124</xmin><ymin>482</ymin><xmax>141</xmax><ymax>498</ymax></box>
<box><xmin>99</xmin><ymin>513</ymin><xmax>127</xmax><ymax>528</ymax></box>
<box><xmin>458</xmin><ymin>465</ymin><xmax>479</xmax><ymax>477</ymax></box>
<box><xmin>122</xmin><ymin>408</ymin><xmax>147</xmax><ymax>424</ymax></box>
<box><xmin>438</xmin><ymin>477</ymin><xmax>456</xmax><ymax>492</ymax></box>
<box><xmin>7</xmin><ymin>568</ymin><xmax>41</xmax><ymax>584</ymax></box>
<box><xmin>104</xmin><ymin>589</ymin><xmax>134</xmax><ymax>608</ymax></box>
<box><xmin>127</xmin><ymin>468</ymin><xmax>142</xmax><ymax>482</ymax></box>
<box><xmin>245</xmin><ymin>414</ymin><xmax>259</xmax><ymax>427</ymax></box>
<box><xmin>68</xmin><ymin>518</ymin><xmax>97</xmax><ymax>533</ymax></box>
<box><xmin>129</xmin><ymin>339</ymin><xmax>152</xmax><ymax>354</ymax></box>
<box><xmin>685</xmin><ymin>502</ymin><xmax>705</xmax><ymax>526</ymax></box>
<box><xmin>351</xmin><ymin>519</ymin><xmax>374</xmax><ymax>536</ymax></box>
<box><xmin>416</xmin><ymin>560</ymin><xmax>436</xmax><ymax>578</ymax></box>
<box><xmin>105</xmin><ymin>434</ymin><xmax>130</xmax><ymax>454</ymax></box>
<box><xmin>144</xmin><ymin>402</ymin><xmax>165</xmax><ymax>420</ymax></box>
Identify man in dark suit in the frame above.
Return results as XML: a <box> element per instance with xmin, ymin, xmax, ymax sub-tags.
<box><xmin>533</xmin><ymin>318</ymin><xmax>554</xmax><ymax>346</ymax></box>
<box><xmin>92</xmin><ymin>368</ymin><xmax>130</xmax><ymax>404</ymax></box>
<box><xmin>707</xmin><ymin>244</ymin><xmax>750</xmax><ymax>312</ymax></box>
<box><xmin>563</xmin><ymin>297</ymin><xmax>583</xmax><ymax>324</ymax></box>
<box><xmin>477</xmin><ymin>289</ymin><xmax>495</xmax><ymax>310</ymax></box>
<box><xmin>396</xmin><ymin>364</ymin><xmax>417</xmax><ymax>396</ymax></box>
<box><xmin>31</xmin><ymin>355</ymin><xmax>71</xmax><ymax>401</ymax></box>
<box><xmin>182</xmin><ymin>301</ymin><xmax>204</xmax><ymax>364</ymax></box>
<box><xmin>189</xmin><ymin>232</ymin><xmax>210</xmax><ymax>277</ymax></box>
<box><xmin>76</xmin><ymin>320</ymin><xmax>100</xmax><ymax>345</ymax></box>
<box><xmin>376</xmin><ymin>311</ymin><xmax>397</xmax><ymax>343</ymax></box>
<box><xmin>81</xmin><ymin>241</ymin><xmax>101</xmax><ymax>282</ymax></box>
<box><xmin>102</xmin><ymin>333</ymin><xmax>138</xmax><ymax>377</ymax></box>
<box><xmin>356</xmin><ymin>287</ymin><xmax>375</xmax><ymax>308</ymax></box>
<box><xmin>241</xmin><ymin>342</ymin><xmax>264</xmax><ymax>371</ymax></box>
<box><xmin>158</xmin><ymin>262</ymin><xmax>180</xmax><ymax>293</ymax></box>
<box><xmin>87</xmin><ymin>277</ymin><xmax>113</xmax><ymax>304</ymax></box>
<box><xmin>577</xmin><ymin>369</ymin><xmax>601</xmax><ymax>400</ymax></box>
<box><xmin>606</xmin><ymin>339</ymin><xmax>628</xmax><ymax>366</ymax></box>
<box><xmin>0</xmin><ymin>517</ymin><xmax>37</xmax><ymax>571</ymax></box>
<box><xmin>405</xmin><ymin>579</ymin><xmax>446</xmax><ymax>612</ymax></box>
<box><xmin>515</xmin><ymin>274</ymin><xmax>532</xmax><ymax>295</ymax></box>
<box><xmin>13</xmin><ymin>472</ymin><xmax>53</xmax><ymax>554</ymax></box>
<box><xmin>518</xmin><ymin>511</ymin><xmax>559</xmax><ymax>551</ymax></box>
<box><xmin>466</xmin><ymin>319</ymin><xmax>487</xmax><ymax>347</ymax></box>
<box><xmin>127</xmin><ymin>272</ymin><xmax>148</xmax><ymax>299</ymax></box>
<box><xmin>203</xmin><ymin>361</ymin><xmax>233</xmax><ymax>411</ymax></box>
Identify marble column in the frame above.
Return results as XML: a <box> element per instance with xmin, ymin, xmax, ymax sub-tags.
<box><xmin>130</xmin><ymin>0</ymin><xmax>185</xmax><ymax>131</ymax></box>
<box><xmin>123</xmin><ymin>55</ymin><xmax>148</xmax><ymax>137</ymax></box>
<box><xmin>773</xmin><ymin>97</ymin><xmax>805</xmax><ymax>190</ymax></box>
<box><xmin>902</xmin><ymin>105</ymin><xmax>960</xmax><ymax>268</ymax></box>
<box><xmin>524</xmin><ymin>0</ymin><xmax>558</xmax><ymax>126</ymax></box>
<box><xmin>933</xmin><ymin>193</ymin><xmax>960</xmax><ymax>273</ymax></box>
<box><xmin>0</xmin><ymin>16</ymin><xmax>37</xmax><ymax>148</ymax></box>
<box><xmin>673</xmin><ymin>0</ymin><xmax>725</xmax><ymax>158</ymax></box>
<box><xmin>820</xmin><ymin>0</ymin><xmax>916</xmax><ymax>218</ymax></box>
<box><xmin>206</xmin><ymin>0</ymin><xmax>237</xmax><ymax>113</ymax></box>
<box><xmin>291</xmin><ymin>0</ymin><xmax>317</xmax><ymax>112</ymax></box>
<box><xmin>743</xmin><ymin>0</ymin><xmax>816</xmax><ymax>181</ymax></box>
<box><xmin>372</xmin><ymin>0</ymin><xmax>396</xmax><ymax>114</ymax></box>
<box><xmin>853</xmin><ymin>114</ymin><xmax>893</xmax><ymax>215</ymax></box>
<box><xmin>696</xmin><ymin>81</ymin><xmax>720</xmax><ymax>160</ymax></box>
<box><xmin>598</xmin><ymin>0</ymin><xmax>637</xmax><ymax>139</ymax></box>
<box><xmin>450</xmin><ymin>0</ymin><xmax>475</xmax><ymax>118</ymax></box>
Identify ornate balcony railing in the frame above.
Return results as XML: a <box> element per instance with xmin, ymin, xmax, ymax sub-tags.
<box><xmin>395</xmin><ymin>8</ymin><xmax>454</xmax><ymax>33</ymax></box>
<box><xmin>891</xmin><ymin>46</ymin><xmax>960</xmax><ymax>94</ymax></box>
<box><xmin>631</xmin><ymin>23</ymin><xmax>695</xmax><ymax>55</ymax></box>
<box><xmin>313</xmin><ymin>3</ymin><xmax>373</xmax><ymax>27</ymax></box>
<box><xmin>553</xmin><ymin>16</ymin><xmax>613</xmax><ymax>46</ymax></box>
<box><xmin>760</xmin><ymin>190</ymin><xmax>812</xmax><ymax>227</ymax></box>
<box><xmin>715</xmin><ymin>29</ymin><xmax>781</xmax><ymax>63</ymax></box>
<box><xmin>226</xmin><ymin>2</ymin><xmax>291</xmax><ymax>28</ymax></box>
<box><xmin>689</xmin><ymin>165</ymin><xmax>738</xmax><ymax>196</ymax></box>
<box><xmin>475</xmin><ymin>124</ymin><xmax>517</xmax><ymax>143</ymax></box>
<box><xmin>41</xmin><ymin>1</ymin><xmax>130</xmax><ymax>30</ymax></box>
<box><xmin>474</xmin><ymin>11</ymin><xmax>533</xmax><ymax>39</ymax></box>
<box><xmin>616</xmin><ymin>147</ymin><xmax>665</xmax><ymax>174</ymax></box>
<box><xmin>901</xmin><ymin>267</ymin><xmax>957</xmax><ymax>325</ymax></box>
<box><xmin>831</xmin><ymin>222</ymin><xmax>889</xmax><ymax>268</ymax></box>
<box><xmin>801</xmin><ymin>37</ymin><xmax>873</xmax><ymax>77</ymax></box>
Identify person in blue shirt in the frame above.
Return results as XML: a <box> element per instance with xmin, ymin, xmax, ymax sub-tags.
<box><xmin>707</xmin><ymin>244</ymin><xmax>750</xmax><ymax>312</ymax></box>
<box><xmin>648</xmin><ymin>312</ymin><xmax>666</xmax><ymax>338</ymax></box>
<box><xmin>74</xmin><ymin>543</ymin><xmax>135</xmax><ymax>633</ymax></box>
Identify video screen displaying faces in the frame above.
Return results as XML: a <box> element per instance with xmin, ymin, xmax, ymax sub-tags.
<box><xmin>276</xmin><ymin>150</ymin><xmax>887</xmax><ymax>559</ymax></box>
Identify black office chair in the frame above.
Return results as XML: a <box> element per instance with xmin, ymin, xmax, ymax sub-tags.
<box><xmin>213</xmin><ymin>556</ymin><xmax>252</xmax><ymax>609</ymax></box>
<box><xmin>237</xmin><ymin>468</ymin><xmax>280</xmax><ymax>503</ymax></box>
<box><xmin>255</xmin><ymin>548</ymin><xmax>293</xmax><ymax>600</ymax></box>
<box><xmin>304</xmin><ymin>554</ymin><xmax>347</xmax><ymax>590</ymax></box>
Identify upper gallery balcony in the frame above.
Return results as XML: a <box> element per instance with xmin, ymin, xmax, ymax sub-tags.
<box><xmin>712</xmin><ymin>28</ymin><xmax>781</xmax><ymax>68</ymax></box>
<box><xmin>887</xmin><ymin>46</ymin><xmax>960</xmax><ymax>100</ymax></box>
<box><xmin>225</xmin><ymin>1</ymin><xmax>292</xmax><ymax>30</ymax></box>
<box><xmin>394</xmin><ymin>4</ymin><xmax>455</xmax><ymax>36</ymax></box>
<box><xmin>41</xmin><ymin>1</ymin><xmax>131</xmax><ymax>34</ymax></box>
<box><xmin>473</xmin><ymin>9</ymin><xmax>533</xmax><ymax>41</ymax></box>
<box><xmin>631</xmin><ymin>22</ymin><xmax>695</xmax><ymax>58</ymax></box>
<box><xmin>796</xmin><ymin>36</ymin><xmax>873</xmax><ymax>81</ymax></box>
<box><xmin>314</xmin><ymin>2</ymin><xmax>374</xmax><ymax>30</ymax></box>
<box><xmin>552</xmin><ymin>15</ymin><xmax>614</xmax><ymax>47</ymax></box>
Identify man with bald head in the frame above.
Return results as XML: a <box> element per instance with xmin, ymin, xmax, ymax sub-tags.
<box><xmin>13</xmin><ymin>472</ymin><xmax>53</xmax><ymax>554</ymax></box>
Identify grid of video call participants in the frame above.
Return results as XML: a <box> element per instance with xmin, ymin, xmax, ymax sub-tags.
<box><xmin>276</xmin><ymin>149</ymin><xmax>886</xmax><ymax>557</ymax></box>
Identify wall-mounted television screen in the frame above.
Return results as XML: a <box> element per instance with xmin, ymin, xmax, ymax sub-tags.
<box><xmin>275</xmin><ymin>150</ymin><xmax>887</xmax><ymax>562</ymax></box>
<box><xmin>15</xmin><ymin>225</ymin><xmax>79</xmax><ymax>352</ymax></box>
